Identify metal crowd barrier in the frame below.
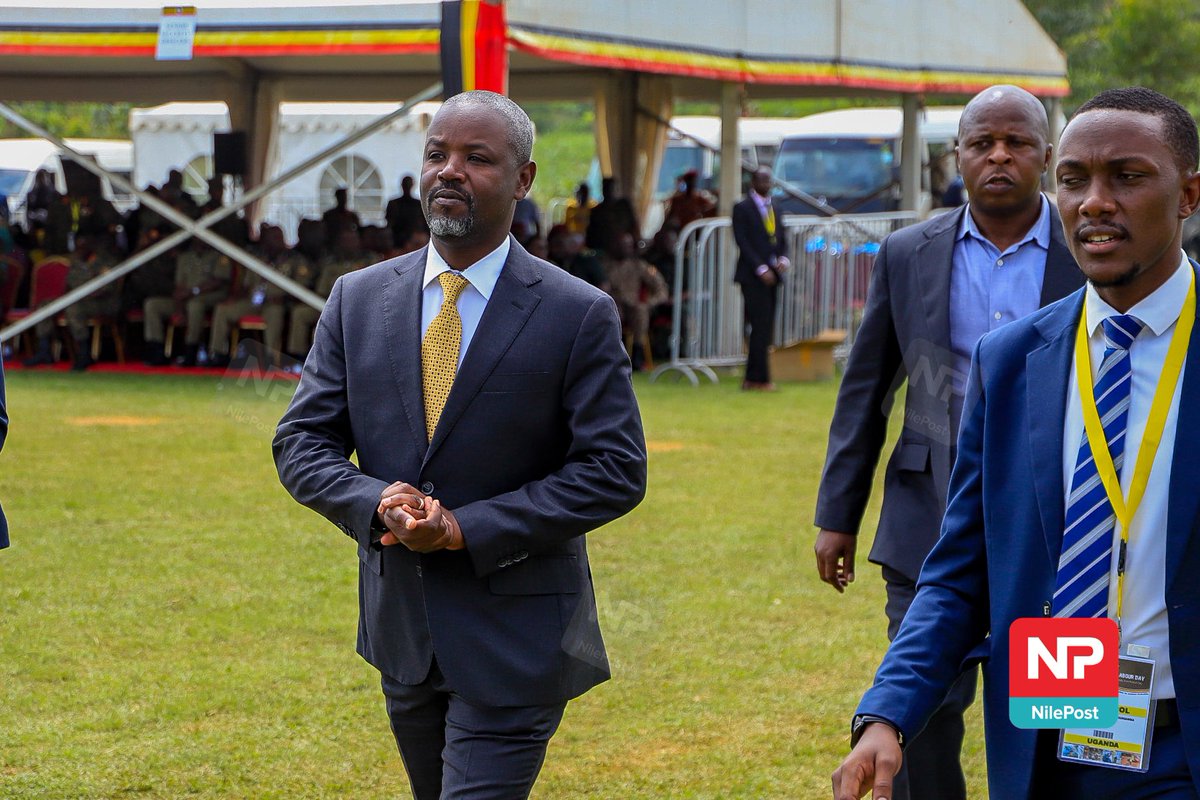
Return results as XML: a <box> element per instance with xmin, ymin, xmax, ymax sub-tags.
<box><xmin>649</xmin><ymin>211</ymin><xmax>919</xmax><ymax>386</ymax></box>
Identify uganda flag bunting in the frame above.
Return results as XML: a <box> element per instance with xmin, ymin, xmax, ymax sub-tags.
<box><xmin>439</xmin><ymin>0</ymin><xmax>508</xmax><ymax>98</ymax></box>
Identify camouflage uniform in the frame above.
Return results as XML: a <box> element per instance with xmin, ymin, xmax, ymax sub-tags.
<box><xmin>209</xmin><ymin>249</ymin><xmax>314</xmax><ymax>358</ymax></box>
<box><xmin>34</xmin><ymin>249</ymin><xmax>121</xmax><ymax>340</ymax></box>
<box><xmin>286</xmin><ymin>250</ymin><xmax>373</xmax><ymax>355</ymax></box>
<box><xmin>143</xmin><ymin>249</ymin><xmax>232</xmax><ymax>345</ymax></box>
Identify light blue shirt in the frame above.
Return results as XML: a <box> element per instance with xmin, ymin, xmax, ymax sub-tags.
<box><xmin>422</xmin><ymin>237</ymin><xmax>510</xmax><ymax>368</ymax></box>
<box><xmin>1062</xmin><ymin>252</ymin><xmax>1191</xmax><ymax>699</ymax></box>
<box><xmin>948</xmin><ymin>196</ymin><xmax>1051</xmax><ymax>424</ymax></box>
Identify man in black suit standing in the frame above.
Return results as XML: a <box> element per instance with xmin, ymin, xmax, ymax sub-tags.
<box><xmin>273</xmin><ymin>91</ymin><xmax>647</xmax><ymax>799</ymax></box>
<box><xmin>733</xmin><ymin>166</ymin><xmax>790</xmax><ymax>390</ymax></box>
<box><xmin>813</xmin><ymin>85</ymin><xmax>1084</xmax><ymax>799</ymax></box>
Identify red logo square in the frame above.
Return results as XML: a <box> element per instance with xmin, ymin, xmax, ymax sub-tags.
<box><xmin>1009</xmin><ymin>617</ymin><xmax>1119</xmax><ymax>698</ymax></box>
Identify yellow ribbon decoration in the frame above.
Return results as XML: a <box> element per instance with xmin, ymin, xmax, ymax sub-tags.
<box><xmin>1074</xmin><ymin>269</ymin><xmax>1195</xmax><ymax>627</ymax></box>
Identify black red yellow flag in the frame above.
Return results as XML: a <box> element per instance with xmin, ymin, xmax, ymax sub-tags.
<box><xmin>439</xmin><ymin>0</ymin><xmax>508</xmax><ymax>98</ymax></box>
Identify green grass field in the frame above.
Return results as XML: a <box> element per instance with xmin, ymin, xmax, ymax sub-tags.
<box><xmin>0</xmin><ymin>370</ymin><xmax>986</xmax><ymax>798</ymax></box>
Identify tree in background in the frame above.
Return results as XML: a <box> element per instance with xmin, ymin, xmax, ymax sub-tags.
<box><xmin>0</xmin><ymin>101</ymin><xmax>131</xmax><ymax>140</ymax></box>
<box><xmin>1025</xmin><ymin>0</ymin><xmax>1200</xmax><ymax>116</ymax></box>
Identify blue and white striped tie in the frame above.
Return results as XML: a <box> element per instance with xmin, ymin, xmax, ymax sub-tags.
<box><xmin>1052</xmin><ymin>313</ymin><xmax>1144</xmax><ymax>618</ymax></box>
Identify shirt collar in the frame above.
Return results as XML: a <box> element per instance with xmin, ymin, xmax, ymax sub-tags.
<box><xmin>956</xmin><ymin>193</ymin><xmax>1051</xmax><ymax>251</ymax></box>
<box><xmin>1085</xmin><ymin>250</ymin><xmax>1193</xmax><ymax>338</ymax></box>
<box><xmin>422</xmin><ymin>236</ymin><xmax>511</xmax><ymax>300</ymax></box>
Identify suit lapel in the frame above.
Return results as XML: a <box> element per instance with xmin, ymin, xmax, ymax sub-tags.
<box><xmin>915</xmin><ymin>207</ymin><xmax>961</xmax><ymax>350</ymax></box>
<box><xmin>381</xmin><ymin>249</ymin><xmax>429</xmax><ymax>453</ymax></box>
<box><xmin>1165</xmin><ymin>262</ymin><xmax>1200</xmax><ymax>593</ymax></box>
<box><xmin>1040</xmin><ymin>206</ymin><xmax>1084</xmax><ymax>305</ymax></box>
<box><xmin>1028</xmin><ymin>294</ymin><xmax>1085</xmax><ymax>565</ymax></box>
<box><xmin>424</xmin><ymin>243</ymin><xmax>543</xmax><ymax>461</ymax></box>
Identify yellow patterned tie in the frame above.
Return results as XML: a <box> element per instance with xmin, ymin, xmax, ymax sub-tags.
<box><xmin>422</xmin><ymin>271</ymin><xmax>471</xmax><ymax>441</ymax></box>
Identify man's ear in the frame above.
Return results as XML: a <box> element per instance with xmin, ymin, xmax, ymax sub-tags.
<box><xmin>514</xmin><ymin>160</ymin><xmax>537</xmax><ymax>200</ymax></box>
<box><xmin>1179</xmin><ymin>170</ymin><xmax>1200</xmax><ymax>220</ymax></box>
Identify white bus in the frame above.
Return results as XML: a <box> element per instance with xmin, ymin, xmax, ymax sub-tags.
<box><xmin>770</xmin><ymin>106</ymin><xmax>963</xmax><ymax>216</ymax></box>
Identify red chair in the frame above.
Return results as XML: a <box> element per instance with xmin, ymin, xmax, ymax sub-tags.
<box><xmin>0</xmin><ymin>255</ymin><xmax>27</xmax><ymax>357</ymax></box>
<box><xmin>231</xmin><ymin>312</ymin><xmax>267</xmax><ymax>354</ymax></box>
<box><xmin>11</xmin><ymin>257</ymin><xmax>69</xmax><ymax>357</ymax></box>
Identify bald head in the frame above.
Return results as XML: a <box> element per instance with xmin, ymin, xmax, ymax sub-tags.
<box><xmin>959</xmin><ymin>85</ymin><xmax>1049</xmax><ymax>143</ymax></box>
<box><xmin>437</xmin><ymin>90</ymin><xmax>535</xmax><ymax>166</ymax></box>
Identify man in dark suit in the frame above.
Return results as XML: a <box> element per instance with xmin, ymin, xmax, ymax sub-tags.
<box><xmin>273</xmin><ymin>91</ymin><xmax>647</xmax><ymax>799</ymax></box>
<box><xmin>814</xmin><ymin>85</ymin><xmax>1084</xmax><ymax>799</ymax></box>
<box><xmin>835</xmin><ymin>86</ymin><xmax>1200</xmax><ymax>800</ymax></box>
<box><xmin>733</xmin><ymin>166</ymin><xmax>791</xmax><ymax>390</ymax></box>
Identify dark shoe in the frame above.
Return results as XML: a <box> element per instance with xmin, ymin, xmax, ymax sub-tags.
<box><xmin>205</xmin><ymin>353</ymin><xmax>230</xmax><ymax>369</ymax></box>
<box><xmin>23</xmin><ymin>337</ymin><xmax>54</xmax><ymax>367</ymax></box>
<box><xmin>177</xmin><ymin>344</ymin><xmax>199</xmax><ymax>368</ymax></box>
<box><xmin>71</xmin><ymin>338</ymin><xmax>93</xmax><ymax>371</ymax></box>
<box><xmin>144</xmin><ymin>342</ymin><xmax>169</xmax><ymax>367</ymax></box>
<box><xmin>23</xmin><ymin>352</ymin><xmax>54</xmax><ymax>367</ymax></box>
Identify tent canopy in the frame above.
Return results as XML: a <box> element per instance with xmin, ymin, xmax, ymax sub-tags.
<box><xmin>0</xmin><ymin>1</ymin><xmax>1069</xmax><ymax>218</ymax></box>
<box><xmin>0</xmin><ymin>0</ymin><xmax>1066</xmax><ymax>103</ymax></box>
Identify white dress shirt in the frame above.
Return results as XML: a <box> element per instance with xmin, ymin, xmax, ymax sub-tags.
<box><xmin>421</xmin><ymin>237</ymin><xmax>510</xmax><ymax>367</ymax></box>
<box><xmin>1062</xmin><ymin>251</ymin><xmax>1192</xmax><ymax>699</ymax></box>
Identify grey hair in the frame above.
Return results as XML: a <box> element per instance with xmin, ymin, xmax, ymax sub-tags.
<box><xmin>439</xmin><ymin>90</ymin><xmax>535</xmax><ymax>165</ymax></box>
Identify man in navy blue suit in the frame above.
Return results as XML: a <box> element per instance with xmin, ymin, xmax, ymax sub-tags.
<box><xmin>274</xmin><ymin>92</ymin><xmax>647</xmax><ymax>799</ymax></box>
<box><xmin>0</xmin><ymin>359</ymin><xmax>7</xmax><ymax>550</ymax></box>
<box><xmin>834</xmin><ymin>87</ymin><xmax>1200</xmax><ymax>799</ymax></box>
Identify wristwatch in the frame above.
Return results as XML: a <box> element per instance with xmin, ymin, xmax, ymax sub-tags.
<box><xmin>851</xmin><ymin>714</ymin><xmax>904</xmax><ymax>747</ymax></box>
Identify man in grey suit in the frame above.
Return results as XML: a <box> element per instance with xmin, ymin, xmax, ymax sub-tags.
<box><xmin>273</xmin><ymin>92</ymin><xmax>647</xmax><ymax>799</ymax></box>
<box><xmin>813</xmin><ymin>85</ymin><xmax>1084</xmax><ymax>799</ymax></box>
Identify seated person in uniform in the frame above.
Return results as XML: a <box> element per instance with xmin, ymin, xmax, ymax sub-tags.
<box><xmin>603</xmin><ymin>232</ymin><xmax>669</xmax><ymax>370</ymax></box>
<box><xmin>142</xmin><ymin>237</ymin><xmax>232</xmax><ymax>367</ymax></box>
<box><xmin>207</xmin><ymin>225</ymin><xmax>314</xmax><ymax>368</ymax></box>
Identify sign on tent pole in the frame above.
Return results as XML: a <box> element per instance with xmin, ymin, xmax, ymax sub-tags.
<box><xmin>156</xmin><ymin>6</ymin><xmax>197</xmax><ymax>61</ymax></box>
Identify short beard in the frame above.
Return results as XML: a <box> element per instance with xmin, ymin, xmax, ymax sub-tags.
<box><xmin>425</xmin><ymin>190</ymin><xmax>475</xmax><ymax>239</ymax></box>
<box><xmin>429</xmin><ymin>214</ymin><xmax>473</xmax><ymax>238</ymax></box>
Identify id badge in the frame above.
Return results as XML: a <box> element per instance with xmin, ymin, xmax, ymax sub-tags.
<box><xmin>1057</xmin><ymin>649</ymin><xmax>1155</xmax><ymax>772</ymax></box>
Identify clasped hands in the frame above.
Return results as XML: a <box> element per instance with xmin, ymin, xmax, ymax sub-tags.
<box><xmin>376</xmin><ymin>481</ymin><xmax>464</xmax><ymax>553</ymax></box>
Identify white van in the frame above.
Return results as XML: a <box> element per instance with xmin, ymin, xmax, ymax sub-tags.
<box><xmin>770</xmin><ymin>106</ymin><xmax>963</xmax><ymax>216</ymax></box>
<box><xmin>0</xmin><ymin>138</ymin><xmax>135</xmax><ymax>227</ymax></box>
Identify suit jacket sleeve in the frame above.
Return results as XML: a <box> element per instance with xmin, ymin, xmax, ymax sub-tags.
<box><xmin>273</xmin><ymin>278</ymin><xmax>390</xmax><ymax>550</ymax></box>
<box><xmin>856</xmin><ymin>339</ymin><xmax>991</xmax><ymax>737</ymax></box>
<box><xmin>0</xmin><ymin>358</ymin><xmax>7</xmax><ymax>451</ymax></box>
<box><xmin>813</xmin><ymin>236</ymin><xmax>905</xmax><ymax>533</ymax></box>
<box><xmin>453</xmin><ymin>292</ymin><xmax>648</xmax><ymax>577</ymax></box>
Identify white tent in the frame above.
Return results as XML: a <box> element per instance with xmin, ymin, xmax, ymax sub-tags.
<box><xmin>130</xmin><ymin>101</ymin><xmax>438</xmax><ymax>238</ymax></box>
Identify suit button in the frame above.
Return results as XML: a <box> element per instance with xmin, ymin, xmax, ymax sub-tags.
<box><xmin>415</xmin><ymin>565</ymin><xmax>423</xmax><ymax>577</ymax></box>
<box><xmin>420</xmin><ymin>481</ymin><xmax>434</xmax><ymax>494</ymax></box>
<box><xmin>516</xmin><ymin>551</ymin><xmax>528</xmax><ymax>560</ymax></box>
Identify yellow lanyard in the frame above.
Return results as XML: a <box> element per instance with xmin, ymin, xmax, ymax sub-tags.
<box><xmin>1074</xmin><ymin>270</ymin><xmax>1195</xmax><ymax>626</ymax></box>
<box><xmin>764</xmin><ymin>205</ymin><xmax>776</xmax><ymax>239</ymax></box>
